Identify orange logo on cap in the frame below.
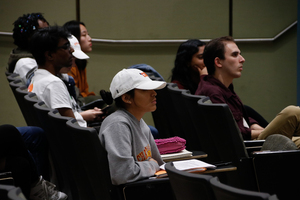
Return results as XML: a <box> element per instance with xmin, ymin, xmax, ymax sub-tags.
<box><xmin>139</xmin><ymin>72</ymin><xmax>148</xmax><ymax>77</ymax></box>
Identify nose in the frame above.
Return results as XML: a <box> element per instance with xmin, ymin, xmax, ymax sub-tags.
<box><xmin>152</xmin><ymin>90</ymin><xmax>157</xmax><ymax>96</ymax></box>
<box><xmin>87</xmin><ymin>35</ymin><xmax>92</xmax><ymax>41</ymax></box>
<box><xmin>240</xmin><ymin>55</ymin><xmax>245</xmax><ymax>63</ymax></box>
<box><xmin>70</xmin><ymin>46</ymin><xmax>74</xmax><ymax>53</ymax></box>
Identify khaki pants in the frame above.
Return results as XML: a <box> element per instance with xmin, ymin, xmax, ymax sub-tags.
<box><xmin>258</xmin><ymin>105</ymin><xmax>300</xmax><ymax>148</ymax></box>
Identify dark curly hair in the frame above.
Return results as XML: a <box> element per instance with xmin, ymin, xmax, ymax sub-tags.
<box><xmin>13</xmin><ymin>13</ymin><xmax>49</xmax><ymax>50</ymax></box>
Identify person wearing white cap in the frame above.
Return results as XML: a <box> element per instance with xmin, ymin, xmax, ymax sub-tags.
<box><xmin>63</xmin><ymin>20</ymin><xmax>98</xmax><ymax>105</ymax></box>
<box><xmin>99</xmin><ymin>68</ymin><xmax>166</xmax><ymax>185</ymax></box>
<box><xmin>67</xmin><ymin>34</ymin><xmax>89</xmax><ymax>60</ymax></box>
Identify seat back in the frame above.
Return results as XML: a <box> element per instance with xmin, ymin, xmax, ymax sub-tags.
<box><xmin>8</xmin><ymin>79</ymin><xmax>24</xmax><ymax>94</ymax></box>
<box><xmin>33</xmin><ymin>101</ymin><xmax>52</xmax><ymax>130</ymax></box>
<box><xmin>167</xmin><ymin>85</ymin><xmax>206</xmax><ymax>150</ymax></box>
<box><xmin>165</xmin><ymin>162</ymin><xmax>216</xmax><ymax>200</ymax></box>
<box><xmin>15</xmin><ymin>85</ymin><xmax>30</xmax><ymax>121</ymax></box>
<box><xmin>33</xmin><ymin>102</ymin><xmax>66</xmax><ymax>194</ymax></box>
<box><xmin>181</xmin><ymin>91</ymin><xmax>218</xmax><ymax>159</ymax></box>
<box><xmin>24</xmin><ymin>93</ymin><xmax>42</xmax><ymax>127</ymax></box>
<box><xmin>166</xmin><ymin>84</ymin><xmax>190</xmax><ymax>144</ymax></box>
<box><xmin>253</xmin><ymin>150</ymin><xmax>300</xmax><ymax>200</ymax></box>
<box><xmin>6</xmin><ymin>73</ymin><xmax>21</xmax><ymax>83</ymax></box>
<box><xmin>197</xmin><ymin>98</ymin><xmax>248</xmax><ymax>163</ymax></box>
<box><xmin>10</xmin><ymin>82</ymin><xmax>35</xmax><ymax>126</ymax></box>
<box><xmin>210</xmin><ymin>177</ymin><xmax>278</xmax><ymax>200</ymax></box>
<box><xmin>47</xmin><ymin>110</ymin><xmax>80</xmax><ymax>200</ymax></box>
<box><xmin>197</xmin><ymin>98</ymin><xmax>258</xmax><ymax>191</ymax></box>
<box><xmin>66</xmin><ymin>118</ymin><xmax>119</xmax><ymax>200</ymax></box>
<box><xmin>5</xmin><ymin>71</ymin><xmax>12</xmax><ymax>77</ymax></box>
<box><xmin>0</xmin><ymin>184</ymin><xmax>26</xmax><ymax>200</ymax></box>
<box><xmin>151</xmin><ymin>83</ymin><xmax>177</xmax><ymax>138</ymax></box>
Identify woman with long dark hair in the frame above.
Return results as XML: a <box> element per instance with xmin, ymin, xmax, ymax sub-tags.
<box><xmin>171</xmin><ymin>39</ymin><xmax>206</xmax><ymax>94</ymax></box>
<box><xmin>63</xmin><ymin>20</ymin><xmax>98</xmax><ymax>104</ymax></box>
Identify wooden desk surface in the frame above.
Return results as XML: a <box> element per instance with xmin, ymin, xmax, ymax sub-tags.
<box><xmin>202</xmin><ymin>166</ymin><xmax>237</xmax><ymax>174</ymax></box>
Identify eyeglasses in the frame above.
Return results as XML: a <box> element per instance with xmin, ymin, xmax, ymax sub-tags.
<box><xmin>56</xmin><ymin>43</ymin><xmax>71</xmax><ymax>51</ymax></box>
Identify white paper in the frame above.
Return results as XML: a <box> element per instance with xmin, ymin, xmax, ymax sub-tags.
<box><xmin>160</xmin><ymin>159</ymin><xmax>216</xmax><ymax>170</ymax></box>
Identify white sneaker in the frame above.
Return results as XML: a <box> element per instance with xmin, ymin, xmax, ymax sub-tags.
<box><xmin>30</xmin><ymin>176</ymin><xmax>68</xmax><ymax>200</ymax></box>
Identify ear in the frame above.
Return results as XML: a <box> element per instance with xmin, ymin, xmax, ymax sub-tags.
<box><xmin>121</xmin><ymin>94</ymin><xmax>132</xmax><ymax>104</ymax></box>
<box><xmin>45</xmin><ymin>51</ymin><xmax>53</xmax><ymax>61</ymax></box>
<box><xmin>214</xmin><ymin>57</ymin><xmax>222</xmax><ymax>69</ymax></box>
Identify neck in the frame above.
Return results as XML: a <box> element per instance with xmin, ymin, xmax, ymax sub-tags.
<box><xmin>213</xmin><ymin>73</ymin><xmax>233</xmax><ymax>88</ymax></box>
<box><xmin>125</xmin><ymin>107</ymin><xmax>145</xmax><ymax>121</ymax></box>
<box><xmin>38</xmin><ymin>63</ymin><xmax>59</xmax><ymax>76</ymax></box>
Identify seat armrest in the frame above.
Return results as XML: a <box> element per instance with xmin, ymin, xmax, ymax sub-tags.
<box><xmin>81</xmin><ymin>99</ymin><xmax>105</xmax><ymax>111</ymax></box>
<box><xmin>121</xmin><ymin>178</ymin><xmax>174</xmax><ymax>200</ymax></box>
<box><xmin>244</xmin><ymin>140</ymin><xmax>265</xmax><ymax>156</ymax></box>
<box><xmin>244</xmin><ymin>140</ymin><xmax>265</xmax><ymax>147</ymax></box>
<box><xmin>124</xmin><ymin>177</ymin><xmax>169</xmax><ymax>187</ymax></box>
<box><xmin>252</xmin><ymin>149</ymin><xmax>300</xmax><ymax>155</ymax></box>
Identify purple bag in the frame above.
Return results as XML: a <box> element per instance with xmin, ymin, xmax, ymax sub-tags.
<box><xmin>155</xmin><ymin>136</ymin><xmax>186</xmax><ymax>154</ymax></box>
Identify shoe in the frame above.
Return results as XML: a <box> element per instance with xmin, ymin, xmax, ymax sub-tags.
<box><xmin>30</xmin><ymin>176</ymin><xmax>68</xmax><ymax>200</ymax></box>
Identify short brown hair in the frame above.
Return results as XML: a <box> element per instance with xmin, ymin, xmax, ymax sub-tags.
<box><xmin>203</xmin><ymin>36</ymin><xmax>235</xmax><ymax>75</ymax></box>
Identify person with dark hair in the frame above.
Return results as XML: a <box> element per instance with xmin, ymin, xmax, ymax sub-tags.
<box><xmin>63</xmin><ymin>20</ymin><xmax>99</xmax><ymax>105</ymax></box>
<box><xmin>28</xmin><ymin>26</ymin><xmax>104</xmax><ymax>127</ymax></box>
<box><xmin>170</xmin><ymin>39</ymin><xmax>206</xmax><ymax>94</ymax></box>
<box><xmin>99</xmin><ymin>68</ymin><xmax>166</xmax><ymax>185</ymax></box>
<box><xmin>6</xmin><ymin>13</ymin><xmax>51</xmax><ymax>181</ymax></box>
<box><xmin>0</xmin><ymin>124</ymin><xmax>67</xmax><ymax>200</ymax></box>
<box><xmin>195</xmin><ymin>36</ymin><xmax>300</xmax><ymax>147</ymax></box>
<box><xmin>7</xmin><ymin>13</ymin><xmax>49</xmax><ymax>84</ymax></box>
<box><xmin>58</xmin><ymin>34</ymin><xmax>90</xmax><ymax>102</ymax></box>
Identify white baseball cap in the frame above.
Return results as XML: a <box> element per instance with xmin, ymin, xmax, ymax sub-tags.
<box><xmin>110</xmin><ymin>68</ymin><xmax>166</xmax><ymax>99</ymax></box>
<box><xmin>68</xmin><ymin>35</ymin><xmax>89</xmax><ymax>60</ymax></box>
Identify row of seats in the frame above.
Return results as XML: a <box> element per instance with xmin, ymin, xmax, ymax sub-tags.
<box><xmin>6</xmin><ymin>72</ymin><xmax>175</xmax><ymax>200</ymax></box>
<box><xmin>5</xmin><ymin>71</ymin><xmax>298</xmax><ymax>199</ymax></box>
<box><xmin>152</xmin><ymin>80</ymin><xmax>300</xmax><ymax>200</ymax></box>
<box><xmin>165</xmin><ymin>162</ymin><xmax>279</xmax><ymax>200</ymax></box>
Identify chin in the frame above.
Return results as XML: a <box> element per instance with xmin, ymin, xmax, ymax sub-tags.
<box><xmin>84</xmin><ymin>48</ymin><xmax>92</xmax><ymax>53</ymax></box>
<box><xmin>235</xmin><ymin>72</ymin><xmax>242</xmax><ymax>78</ymax></box>
<box><xmin>150</xmin><ymin>106</ymin><xmax>157</xmax><ymax>112</ymax></box>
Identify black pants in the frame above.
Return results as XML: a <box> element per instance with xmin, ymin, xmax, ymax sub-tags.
<box><xmin>0</xmin><ymin>124</ymin><xmax>39</xmax><ymax>198</ymax></box>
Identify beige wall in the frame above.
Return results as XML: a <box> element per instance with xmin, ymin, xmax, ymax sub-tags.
<box><xmin>0</xmin><ymin>0</ymin><xmax>297</xmax><ymax>127</ymax></box>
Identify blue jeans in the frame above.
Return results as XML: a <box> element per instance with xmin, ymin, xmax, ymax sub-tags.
<box><xmin>148</xmin><ymin>125</ymin><xmax>160</xmax><ymax>139</ymax></box>
<box><xmin>17</xmin><ymin>126</ymin><xmax>49</xmax><ymax>180</ymax></box>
